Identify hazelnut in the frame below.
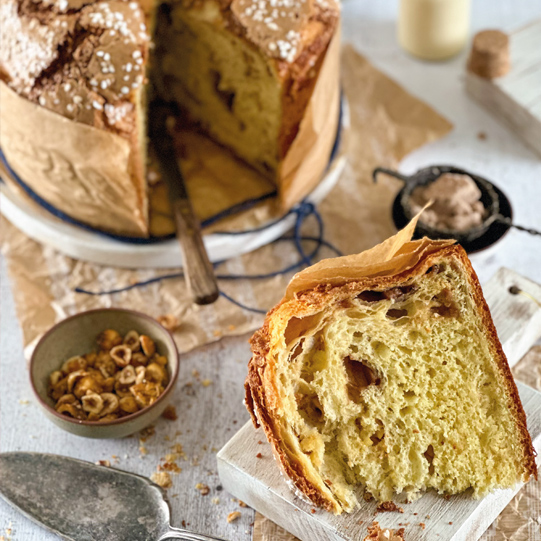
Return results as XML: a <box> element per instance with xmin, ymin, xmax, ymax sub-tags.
<box><xmin>130</xmin><ymin>382</ymin><xmax>163</xmax><ymax>408</ymax></box>
<box><xmin>74</xmin><ymin>375</ymin><xmax>103</xmax><ymax>399</ymax></box>
<box><xmin>123</xmin><ymin>330</ymin><xmax>141</xmax><ymax>352</ymax></box>
<box><xmin>140</xmin><ymin>335</ymin><xmax>156</xmax><ymax>357</ymax></box>
<box><xmin>119</xmin><ymin>396</ymin><xmax>139</xmax><ymax>414</ymax></box>
<box><xmin>145</xmin><ymin>362</ymin><xmax>167</xmax><ymax>384</ymax></box>
<box><xmin>66</xmin><ymin>370</ymin><xmax>88</xmax><ymax>393</ymax></box>
<box><xmin>49</xmin><ymin>370</ymin><xmax>63</xmax><ymax>387</ymax></box>
<box><xmin>61</xmin><ymin>356</ymin><xmax>87</xmax><ymax>375</ymax></box>
<box><xmin>97</xmin><ymin>329</ymin><xmax>122</xmax><ymax>350</ymax></box>
<box><xmin>50</xmin><ymin>377</ymin><xmax>69</xmax><ymax>400</ymax></box>
<box><xmin>56</xmin><ymin>393</ymin><xmax>78</xmax><ymax>406</ymax></box>
<box><xmin>118</xmin><ymin>365</ymin><xmax>136</xmax><ymax>386</ymax></box>
<box><xmin>81</xmin><ymin>392</ymin><xmax>104</xmax><ymax>415</ymax></box>
<box><xmin>131</xmin><ymin>352</ymin><xmax>149</xmax><ymax>368</ymax></box>
<box><xmin>99</xmin><ymin>393</ymin><xmax>120</xmax><ymax>416</ymax></box>
<box><xmin>56</xmin><ymin>403</ymin><xmax>87</xmax><ymax>420</ymax></box>
<box><xmin>110</xmin><ymin>345</ymin><xmax>132</xmax><ymax>368</ymax></box>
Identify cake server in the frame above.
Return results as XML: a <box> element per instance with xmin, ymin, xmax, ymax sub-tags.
<box><xmin>149</xmin><ymin>99</ymin><xmax>219</xmax><ymax>305</ymax></box>
<box><xmin>0</xmin><ymin>452</ymin><xmax>228</xmax><ymax>541</ymax></box>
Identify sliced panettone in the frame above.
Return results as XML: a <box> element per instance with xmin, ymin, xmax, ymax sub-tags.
<box><xmin>245</xmin><ymin>219</ymin><xmax>537</xmax><ymax>514</ymax></box>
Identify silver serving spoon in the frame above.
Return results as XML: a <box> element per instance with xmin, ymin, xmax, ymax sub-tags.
<box><xmin>0</xmin><ymin>452</ymin><xmax>228</xmax><ymax>541</ymax></box>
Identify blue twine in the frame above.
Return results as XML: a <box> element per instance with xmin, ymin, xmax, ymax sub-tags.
<box><xmin>74</xmin><ymin>201</ymin><xmax>343</xmax><ymax>313</ymax></box>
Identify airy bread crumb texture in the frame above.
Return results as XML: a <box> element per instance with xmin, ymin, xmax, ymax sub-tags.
<box><xmin>268</xmin><ymin>258</ymin><xmax>532</xmax><ymax>512</ymax></box>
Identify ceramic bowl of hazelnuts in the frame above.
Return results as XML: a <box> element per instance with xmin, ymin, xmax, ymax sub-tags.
<box><xmin>30</xmin><ymin>308</ymin><xmax>179</xmax><ymax>438</ymax></box>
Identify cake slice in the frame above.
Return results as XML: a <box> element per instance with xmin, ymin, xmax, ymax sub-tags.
<box><xmin>245</xmin><ymin>219</ymin><xmax>537</xmax><ymax>514</ymax></box>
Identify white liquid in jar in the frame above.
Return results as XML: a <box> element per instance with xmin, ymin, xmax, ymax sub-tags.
<box><xmin>398</xmin><ymin>0</ymin><xmax>471</xmax><ymax>60</ymax></box>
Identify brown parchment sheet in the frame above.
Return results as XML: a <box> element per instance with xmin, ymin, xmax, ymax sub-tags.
<box><xmin>251</xmin><ymin>346</ymin><xmax>541</xmax><ymax>541</ymax></box>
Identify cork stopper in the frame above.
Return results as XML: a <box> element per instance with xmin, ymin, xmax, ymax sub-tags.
<box><xmin>467</xmin><ymin>30</ymin><xmax>510</xmax><ymax>79</ymax></box>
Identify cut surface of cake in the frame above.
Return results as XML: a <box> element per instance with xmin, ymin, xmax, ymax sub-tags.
<box><xmin>0</xmin><ymin>0</ymin><xmax>340</xmax><ymax>236</ymax></box>
<box><xmin>245</xmin><ymin>221</ymin><xmax>537</xmax><ymax>514</ymax></box>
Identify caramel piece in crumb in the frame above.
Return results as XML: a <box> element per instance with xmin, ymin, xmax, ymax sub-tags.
<box><xmin>256</xmin><ymin>453</ymin><xmax>262</xmax><ymax>459</ymax></box>
<box><xmin>376</xmin><ymin>501</ymin><xmax>404</xmax><ymax>514</ymax></box>
<box><xmin>195</xmin><ymin>483</ymin><xmax>210</xmax><ymax>495</ymax></box>
<box><xmin>227</xmin><ymin>511</ymin><xmax>241</xmax><ymax>523</ymax></box>
<box><xmin>151</xmin><ymin>471</ymin><xmax>172</xmax><ymax>488</ymax></box>
<box><xmin>162</xmin><ymin>405</ymin><xmax>178</xmax><ymax>421</ymax></box>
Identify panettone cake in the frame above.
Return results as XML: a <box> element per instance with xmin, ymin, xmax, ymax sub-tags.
<box><xmin>0</xmin><ymin>0</ymin><xmax>340</xmax><ymax>235</ymax></box>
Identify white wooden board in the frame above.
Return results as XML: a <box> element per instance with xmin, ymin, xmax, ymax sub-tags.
<box><xmin>218</xmin><ymin>268</ymin><xmax>541</xmax><ymax>541</ymax></box>
<box><xmin>465</xmin><ymin>20</ymin><xmax>541</xmax><ymax>158</ymax></box>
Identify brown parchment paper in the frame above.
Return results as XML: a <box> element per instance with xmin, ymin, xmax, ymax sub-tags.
<box><xmin>251</xmin><ymin>346</ymin><xmax>541</xmax><ymax>541</ymax></box>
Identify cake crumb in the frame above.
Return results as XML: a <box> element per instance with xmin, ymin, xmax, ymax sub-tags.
<box><xmin>376</xmin><ymin>501</ymin><xmax>404</xmax><ymax>514</ymax></box>
<box><xmin>195</xmin><ymin>483</ymin><xmax>210</xmax><ymax>495</ymax></box>
<box><xmin>363</xmin><ymin>492</ymin><xmax>374</xmax><ymax>502</ymax></box>
<box><xmin>96</xmin><ymin>460</ymin><xmax>111</xmax><ymax>467</ymax></box>
<box><xmin>157</xmin><ymin>314</ymin><xmax>180</xmax><ymax>332</ymax></box>
<box><xmin>238</xmin><ymin>500</ymin><xmax>247</xmax><ymax>508</ymax></box>
<box><xmin>139</xmin><ymin>446</ymin><xmax>147</xmax><ymax>455</ymax></box>
<box><xmin>139</xmin><ymin>426</ymin><xmax>155</xmax><ymax>442</ymax></box>
<box><xmin>363</xmin><ymin>522</ymin><xmax>405</xmax><ymax>541</ymax></box>
<box><xmin>201</xmin><ymin>379</ymin><xmax>212</xmax><ymax>387</ymax></box>
<box><xmin>160</xmin><ymin>461</ymin><xmax>182</xmax><ymax>473</ymax></box>
<box><xmin>227</xmin><ymin>511</ymin><xmax>241</xmax><ymax>523</ymax></box>
<box><xmin>151</xmin><ymin>471</ymin><xmax>172</xmax><ymax>488</ymax></box>
<box><xmin>162</xmin><ymin>405</ymin><xmax>178</xmax><ymax>421</ymax></box>
<box><xmin>419</xmin><ymin>523</ymin><xmax>426</xmax><ymax>530</ymax></box>
<box><xmin>256</xmin><ymin>452</ymin><xmax>263</xmax><ymax>458</ymax></box>
<box><xmin>212</xmin><ymin>497</ymin><xmax>220</xmax><ymax>504</ymax></box>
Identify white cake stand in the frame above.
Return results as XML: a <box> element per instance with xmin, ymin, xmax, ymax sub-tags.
<box><xmin>0</xmin><ymin>93</ymin><xmax>348</xmax><ymax>270</ymax></box>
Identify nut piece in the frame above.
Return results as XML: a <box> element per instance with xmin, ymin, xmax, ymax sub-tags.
<box><xmin>135</xmin><ymin>365</ymin><xmax>146</xmax><ymax>385</ymax></box>
<box><xmin>100</xmin><ymin>393</ymin><xmax>120</xmax><ymax>416</ymax></box>
<box><xmin>227</xmin><ymin>511</ymin><xmax>241</xmax><ymax>523</ymax></box>
<box><xmin>56</xmin><ymin>402</ymin><xmax>87</xmax><ymax>420</ymax></box>
<box><xmin>102</xmin><ymin>377</ymin><xmax>116</xmax><ymax>393</ymax></box>
<box><xmin>151</xmin><ymin>471</ymin><xmax>172</xmax><ymax>488</ymax></box>
<box><xmin>145</xmin><ymin>362</ymin><xmax>167</xmax><ymax>384</ymax></box>
<box><xmin>123</xmin><ymin>330</ymin><xmax>141</xmax><ymax>352</ymax></box>
<box><xmin>66</xmin><ymin>370</ymin><xmax>88</xmax><ymax>393</ymax></box>
<box><xmin>130</xmin><ymin>382</ymin><xmax>163</xmax><ymax>408</ymax></box>
<box><xmin>157</xmin><ymin>314</ymin><xmax>180</xmax><ymax>332</ymax></box>
<box><xmin>139</xmin><ymin>335</ymin><xmax>156</xmax><ymax>357</ymax></box>
<box><xmin>49</xmin><ymin>370</ymin><xmax>63</xmax><ymax>387</ymax></box>
<box><xmin>110</xmin><ymin>345</ymin><xmax>132</xmax><ymax>368</ymax></box>
<box><xmin>119</xmin><ymin>396</ymin><xmax>139</xmax><ymax>414</ymax></box>
<box><xmin>100</xmin><ymin>413</ymin><xmax>120</xmax><ymax>422</ymax></box>
<box><xmin>153</xmin><ymin>355</ymin><xmax>168</xmax><ymax>367</ymax></box>
<box><xmin>131</xmin><ymin>352</ymin><xmax>149</xmax><ymax>368</ymax></box>
<box><xmin>74</xmin><ymin>375</ymin><xmax>103</xmax><ymax>399</ymax></box>
<box><xmin>61</xmin><ymin>356</ymin><xmax>87</xmax><ymax>375</ymax></box>
<box><xmin>97</xmin><ymin>329</ymin><xmax>122</xmax><ymax>350</ymax></box>
<box><xmin>56</xmin><ymin>393</ymin><xmax>78</xmax><ymax>406</ymax></box>
<box><xmin>95</xmin><ymin>352</ymin><xmax>118</xmax><ymax>378</ymax></box>
<box><xmin>81</xmin><ymin>392</ymin><xmax>104</xmax><ymax>415</ymax></box>
<box><xmin>118</xmin><ymin>365</ymin><xmax>136</xmax><ymax>386</ymax></box>
<box><xmin>50</xmin><ymin>377</ymin><xmax>69</xmax><ymax>400</ymax></box>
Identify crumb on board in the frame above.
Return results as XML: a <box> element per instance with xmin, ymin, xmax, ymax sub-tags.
<box><xmin>157</xmin><ymin>314</ymin><xmax>180</xmax><ymax>332</ymax></box>
<box><xmin>420</xmin><ymin>523</ymin><xmax>426</xmax><ymax>530</ymax></box>
<box><xmin>139</xmin><ymin>446</ymin><xmax>148</xmax><ymax>455</ymax></box>
<box><xmin>256</xmin><ymin>452</ymin><xmax>263</xmax><ymax>458</ymax></box>
<box><xmin>201</xmin><ymin>379</ymin><xmax>212</xmax><ymax>387</ymax></box>
<box><xmin>151</xmin><ymin>471</ymin><xmax>172</xmax><ymax>488</ymax></box>
<box><xmin>376</xmin><ymin>501</ymin><xmax>404</xmax><ymax>514</ymax></box>
<box><xmin>227</xmin><ymin>511</ymin><xmax>241</xmax><ymax>523</ymax></box>
<box><xmin>238</xmin><ymin>500</ymin><xmax>247</xmax><ymax>508</ymax></box>
<box><xmin>160</xmin><ymin>461</ymin><xmax>182</xmax><ymax>474</ymax></box>
<box><xmin>162</xmin><ymin>405</ymin><xmax>178</xmax><ymax>421</ymax></box>
<box><xmin>139</xmin><ymin>426</ymin><xmax>156</xmax><ymax>442</ymax></box>
<box><xmin>212</xmin><ymin>497</ymin><xmax>220</xmax><ymax>504</ymax></box>
<box><xmin>96</xmin><ymin>460</ymin><xmax>111</xmax><ymax>467</ymax></box>
<box><xmin>192</xmin><ymin>369</ymin><xmax>200</xmax><ymax>378</ymax></box>
<box><xmin>195</xmin><ymin>483</ymin><xmax>210</xmax><ymax>495</ymax></box>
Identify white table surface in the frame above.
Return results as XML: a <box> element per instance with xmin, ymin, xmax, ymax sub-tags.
<box><xmin>2</xmin><ymin>1</ymin><xmax>541</xmax><ymax>539</ymax></box>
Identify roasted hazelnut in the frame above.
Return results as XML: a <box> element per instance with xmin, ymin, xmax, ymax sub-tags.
<box><xmin>102</xmin><ymin>377</ymin><xmax>116</xmax><ymax>393</ymax></box>
<box><xmin>49</xmin><ymin>370</ymin><xmax>63</xmax><ymax>387</ymax></box>
<box><xmin>100</xmin><ymin>393</ymin><xmax>120</xmax><ymax>416</ymax></box>
<box><xmin>56</xmin><ymin>403</ymin><xmax>86</xmax><ymax>420</ymax></box>
<box><xmin>130</xmin><ymin>382</ymin><xmax>163</xmax><ymax>408</ymax></box>
<box><xmin>95</xmin><ymin>352</ymin><xmax>118</xmax><ymax>378</ymax></box>
<box><xmin>135</xmin><ymin>366</ymin><xmax>146</xmax><ymax>385</ymax></box>
<box><xmin>118</xmin><ymin>365</ymin><xmax>136</xmax><ymax>386</ymax></box>
<box><xmin>110</xmin><ymin>345</ymin><xmax>132</xmax><ymax>368</ymax></box>
<box><xmin>56</xmin><ymin>393</ymin><xmax>78</xmax><ymax>406</ymax></box>
<box><xmin>67</xmin><ymin>370</ymin><xmax>89</xmax><ymax>393</ymax></box>
<box><xmin>81</xmin><ymin>392</ymin><xmax>104</xmax><ymax>415</ymax></box>
<box><xmin>114</xmin><ymin>380</ymin><xmax>132</xmax><ymax>398</ymax></box>
<box><xmin>123</xmin><ymin>330</ymin><xmax>141</xmax><ymax>352</ymax></box>
<box><xmin>61</xmin><ymin>356</ymin><xmax>87</xmax><ymax>375</ymax></box>
<box><xmin>50</xmin><ymin>377</ymin><xmax>69</xmax><ymax>400</ymax></box>
<box><xmin>153</xmin><ymin>355</ymin><xmax>168</xmax><ymax>367</ymax></box>
<box><xmin>140</xmin><ymin>335</ymin><xmax>156</xmax><ymax>357</ymax></box>
<box><xmin>97</xmin><ymin>329</ymin><xmax>122</xmax><ymax>350</ymax></box>
<box><xmin>74</xmin><ymin>375</ymin><xmax>103</xmax><ymax>399</ymax></box>
<box><xmin>119</xmin><ymin>396</ymin><xmax>139</xmax><ymax>414</ymax></box>
<box><xmin>131</xmin><ymin>352</ymin><xmax>149</xmax><ymax>368</ymax></box>
<box><xmin>145</xmin><ymin>362</ymin><xmax>167</xmax><ymax>384</ymax></box>
<box><xmin>100</xmin><ymin>413</ymin><xmax>120</xmax><ymax>422</ymax></box>
<box><xmin>84</xmin><ymin>352</ymin><xmax>98</xmax><ymax>367</ymax></box>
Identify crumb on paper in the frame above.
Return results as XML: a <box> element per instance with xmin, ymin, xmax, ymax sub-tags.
<box><xmin>195</xmin><ymin>483</ymin><xmax>210</xmax><ymax>495</ymax></box>
<box><xmin>201</xmin><ymin>379</ymin><xmax>212</xmax><ymax>387</ymax></box>
<box><xmin>96</xmin><ymin>460</ymin><xmax>111</xmax><ymax>467</ymax></box>
<box><xmin>139</xmin><ymin>425</ymin><xmax>156</xmax><ymax>442</ymax></box>
<box><xmin>151</xmin><ymin>471</ymin><xmax>172</xmax><ymax>488</ymax></box>
<box><xmin>139</xmin><ymin>446</ymin><xmax>148</xmax><ymax>455</ymax></box>
<box><xmin>212</xmin><ymin>497</ymin><xmax>220</xmax><ymax>504</ymax></box>
<box><xmin>162</xmin><ymin>405</ymin><xmax>178</xmax><ymax>421</ymax></box>
<box><xmin>227</xmin><ymin>511</ymin><xmax>241</xmax><ymax>523</ymax></box>
<box><xmin>157</xmin><ymin>314</ymin><xmax>180</xmax><ymax>332</ymax></box>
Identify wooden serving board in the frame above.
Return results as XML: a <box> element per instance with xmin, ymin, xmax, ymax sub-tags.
<box><xmin>465</xmin><ymin>20</ymin><xmax>541</xmax><ymax>157</ymax></box>
<box><xmin>217</xmin><ymin>268</ymin><xmax>541</xmax><ymax>541</ymax></box>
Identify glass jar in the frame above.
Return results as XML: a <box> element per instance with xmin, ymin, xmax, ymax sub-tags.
<box><xmin>398</xmin><ymin>0</ymin><xmax>471</xmax><ymax>61</ymax></box>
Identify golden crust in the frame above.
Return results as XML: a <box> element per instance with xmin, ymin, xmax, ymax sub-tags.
<box><xmin>245</xmin><ymin>244</ymin><xmax>537</xmax><ymax>513</ymax></box>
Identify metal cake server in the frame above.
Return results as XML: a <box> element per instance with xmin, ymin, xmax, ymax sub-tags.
<box><xmin>0</xmin><ymin>452</ymin><xmax>228</xmax><ymax>541</ymax></box>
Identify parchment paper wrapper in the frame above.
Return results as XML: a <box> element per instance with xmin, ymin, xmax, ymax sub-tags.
<box><xmin>0</xmin><ymin>26</ymin><xmax>341</xmax><ymax>239</ymax></box>
<box><xmin>252</xmin><ymin>346</ymin><xmax>541</xmax><ymax>541</ymax></box>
